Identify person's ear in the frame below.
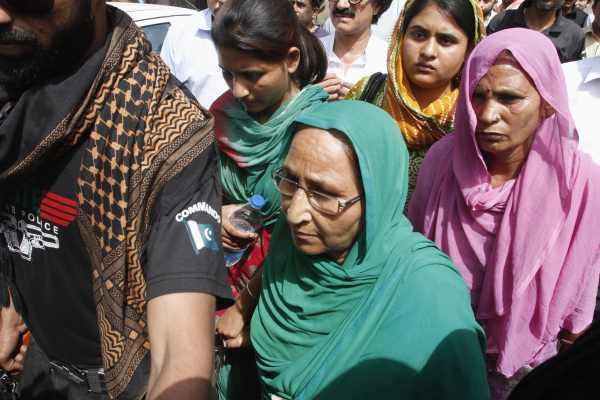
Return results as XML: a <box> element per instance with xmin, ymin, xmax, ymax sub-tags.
<box><xmin>540</xmin><ymin>101</ymin><xmax>555</xmax><ymax>120</ymax></box>
<box><xmin>286</xmin><ymin>47</ymin><xmax>301</xmax><ymax>75</ymax></box>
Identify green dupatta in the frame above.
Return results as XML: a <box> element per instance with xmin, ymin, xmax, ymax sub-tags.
<box><xmin>250</xmin><ymin>101</ymin><xmax>489</xmax><ymax>399</ymax></box>
<box><xmin>211</xmin><ymin>85</ymin><xmax>328</xmax><ymax>226</ymax></box>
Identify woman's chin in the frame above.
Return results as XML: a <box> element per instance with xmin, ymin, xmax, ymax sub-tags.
<box><xmin>291</xmin><ymin>235</ymin><xmax>323</xmax><ymax>255</ymax></box>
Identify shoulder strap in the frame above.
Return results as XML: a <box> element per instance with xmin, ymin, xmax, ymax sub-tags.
<box><xmin>358</xmin><ymin>73</ymin><xmax>387</xmax><ymax>104</ymax></box>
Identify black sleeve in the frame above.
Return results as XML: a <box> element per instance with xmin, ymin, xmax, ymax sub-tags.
<box><xmin>571</xmin><ymin>30</ymin><xmax>585</xmax><ymax>62</ymax></box>
<box><xmin>487</xmin><ymin>12</ymin><xmax>507</xmax><ymax>35</ymax></box>
<box><xmin>143</xmin><ymin>142</ymin><xmax>232</xmax><ymax>305</ymax></box>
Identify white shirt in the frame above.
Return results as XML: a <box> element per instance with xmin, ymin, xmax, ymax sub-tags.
<box><xmin>319</xmin><ymin>32</ymin><xmax>388</xmax><ymax>86</ymax></box>
<box><xmin>160</xmin><ymin>9</ymin><xmax>228</xmax><ymax>108</ymax></box>
<box><xmin>562</xmin><ymin>56</ymin><xmax>600</xmax><ymax>164</ymax></box>
<box><xmin>371</xmin><ymin>0</ymin><xmax>405</xmax><ymax>42</ymax></box>
<box><xmin>321</xmin><ymin>0</ymin><xmax>405</xmax><ymax>43</ymax></box>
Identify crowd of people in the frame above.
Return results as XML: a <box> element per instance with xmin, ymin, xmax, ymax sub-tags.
<box><xmin>0</xmin><ymin>0</ymin><xmax>599</xmax><ymax>399</ymax></box>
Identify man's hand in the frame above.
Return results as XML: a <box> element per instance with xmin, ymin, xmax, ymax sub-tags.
<box><xmin>317</xmin><ymin>73</ymin><xmax>344</xmax><ymax>101</ymax></box>
<box><xmin>0</xmin><ymin>294</ymin><xmax>27</xmax><ymax>372</ymax></box>
<box><xmin>216</xmin><ymin>296</ymin><xmax>251</xmax><ymax>349</ymax></box>
<box><xmin>338</xmin><ymin>79</ymin><xmax>354</xmax><ymax>99</ymax></box>
<box><xmin>216</xmin><ymin>269</ymin><xmax>261</xmax><ymax>349</ymax></box>
<box><xmin>147</xmin><ymin>293</ymin><xmax>216</xmax><ymax>400</ymax></box>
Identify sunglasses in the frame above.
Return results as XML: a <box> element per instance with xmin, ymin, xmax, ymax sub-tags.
<box><xmin>0</xmin><ymin>0</ymin><xmax>55</xmax><ymax>15</ymax></box>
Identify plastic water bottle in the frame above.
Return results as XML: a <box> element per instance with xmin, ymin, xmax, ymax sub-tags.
<box><xmin>223</xmin><ymin>194</ymin><xmax>266</xmax><ymax>267</ymax></box>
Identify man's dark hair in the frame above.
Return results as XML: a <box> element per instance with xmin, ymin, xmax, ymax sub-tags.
<box><xmin>401</xmin><ymin>0</ymin><xmax>477</xmax><ymax>45</ymax></box>
<box><xmin>373</xmin><ymin>0</ymin><xmax>393</xmax><ymax>24</ymax></box>
<box><xmin>311</xmin><ymin>0</ymin><xmax>326</xmax><ymax>9</ymax></box>
<box><xmin>212</xmin><ymin>0</ymin><xmax>327</xmax><ymax>87</ymax></box>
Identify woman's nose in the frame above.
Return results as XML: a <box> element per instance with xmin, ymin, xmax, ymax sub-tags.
<box><xmin>285</xmin><ymin>189</ymin><xmax>312</xmax><ymax>226</ymax></box>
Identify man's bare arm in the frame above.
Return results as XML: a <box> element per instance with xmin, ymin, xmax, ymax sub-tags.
<box><xmin>146</xmin><ymin>292</ymin><xmax>216</xmax><ymax>400</ymax></box>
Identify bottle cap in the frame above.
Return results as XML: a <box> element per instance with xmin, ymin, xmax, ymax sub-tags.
<box><xmin>249</xmin><ymin>194</ymin><xmax>266</xmax><ymax>210</ymax></box>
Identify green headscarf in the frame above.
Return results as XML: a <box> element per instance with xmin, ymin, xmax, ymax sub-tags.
<box><xmin>250</xmin><ymin>101</ymin><xmax>489</xmax><ymax>399</ymax></box>
<box><xmin>211</xmin><ymin>85</ymin><xmax>328</xmax><ymax>226</ymax></box>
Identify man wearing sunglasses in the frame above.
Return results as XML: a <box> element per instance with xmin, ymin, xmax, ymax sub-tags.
<box><xmin>318</xmin><ymin>0</ymin><xmax>392</xmax><ymax>100</ymax></box>
<box><xmin>0</xmin><ymin>1</ymin><xmax>231</xmax><ymax>399</ymax></box>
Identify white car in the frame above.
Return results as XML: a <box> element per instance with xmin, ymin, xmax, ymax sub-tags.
<box><xmin>109</xmin><ymin>2</ymin><xmax>200</xmax><ymax>52</ymax></box>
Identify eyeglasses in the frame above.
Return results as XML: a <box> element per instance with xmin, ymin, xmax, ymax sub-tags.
<box><xmin>0</xmin><ymin>0</ymin><xmax>54</xmax><ymax>15</ymax></box>
<box><xmin>328</xmin><ymin>0</ymin><xmax>367</xmax><ymax>5</ymax></box>
<box><xmin>272</xmin><ymin>168</ymin><xmax>361</xmax><ymax>216</ymax></box>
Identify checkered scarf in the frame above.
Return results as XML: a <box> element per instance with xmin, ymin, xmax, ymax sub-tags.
<box><xmin>0</xmin><ymin>8</ymin><xmax>214</xmax><ymax>397</ymax></box>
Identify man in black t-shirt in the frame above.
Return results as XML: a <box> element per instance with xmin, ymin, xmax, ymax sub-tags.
<box><xmin>562</xmin><ymin>0</ymin><xmax>591</xmax><ymax>26</ymax></box>
<box><xmin>488</xmin><ymin>0</ymin><xmax>585</xmax><ymax>62</ymax></box>
<box><xmin>0</xmin><ymin>1</ymin><xmax>230</xmax><ymax>399</ymax></box>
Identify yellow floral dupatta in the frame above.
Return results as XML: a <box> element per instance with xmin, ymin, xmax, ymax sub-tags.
<box><xmin>383</xmin><ymin>0</ymin><xmax>486</xmax><ymax>150</ymax></box>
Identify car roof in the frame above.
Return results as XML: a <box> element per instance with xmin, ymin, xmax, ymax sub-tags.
<box><xmin>108</xmin><ymin>2</ymin><xmax>199</xmax><ymax>23</ymax></box>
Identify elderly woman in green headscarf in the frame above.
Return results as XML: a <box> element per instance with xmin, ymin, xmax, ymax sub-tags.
<box><xmin>244</xmin><ymin>101</ymin><xmax>490</xmax><ymax>399</ymax></box>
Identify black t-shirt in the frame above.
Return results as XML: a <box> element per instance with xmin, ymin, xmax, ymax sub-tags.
<box><xmin>1</xmin><ymin>137</ymin><xmax>231</xmax><ymax>366</ymax></box>
<box><xmin>563</xmin><ymin>8</ymin><xmax>589</xmax><ymax>28</ymax></box>
<box><xmin>487</xmin><ymin>5</ymin><xmax>585</xmax><ymax>63</ymax></box>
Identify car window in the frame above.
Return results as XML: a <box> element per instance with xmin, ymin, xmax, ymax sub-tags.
<box><xmin>142</xmin><ymin>23</ymin><xmax>171</xmax><ymax>53</ymax></box>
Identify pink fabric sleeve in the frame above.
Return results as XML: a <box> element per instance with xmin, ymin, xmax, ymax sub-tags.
<box><xmin>407</xmin><ymin>164</ymin><xmax>429</xmax><ymax>233</ymax></box>
<box><xmin>562</xmin><ymin>259</ymin><xmax>600</xmax><ymax>334</ymax></box>
<box><xmin>407</xmin><ymin>137</ymin><xmax>453</xmax><ymax>234</ymax></box>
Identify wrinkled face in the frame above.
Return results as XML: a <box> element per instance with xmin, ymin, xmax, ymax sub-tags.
<box><xmin>218</xmin><ymin>47</ymin><xmax>299</xmax><ymax>121</ymax></box>
<box><xmin>281</xmin><ymin>127</ymin><xmax>363</xmax><ymax>264</ymax></box>
<box><xmin>472</xmin><ymin>55</ymin><xmax>546</xmax><ymax>159</ymax></box>
<box><xmin>330</xmin><ymin>0</ymin><xmax>380</xmax><ymax>37</ymax></box>
<box><xmin>0</xmin><ymin>0</ymin><xmax>96</xmax><ymax>95</ymax></box>
<box><xmin>401</xmin><ymin>4</ymin><xmax>470</xmax><ymax>92</ymax></box>
<box><xmin>207</xmin><ymin>0</ymin><xmax>227</xmax><ymax>15</ymax></box>
<box><xmin>292</xmin><ymin>0</ymin><xmax>316</xmax><ymax>27</ymax></box>
<box><xmin>479</xmin><ymin>0</ymin><xmax>496</xmax><ymax>15</ymax></box>
<box><xmin>534</xmin><ymin>0</ymin><xmax>565</xmax><ymax>11</ymax></box>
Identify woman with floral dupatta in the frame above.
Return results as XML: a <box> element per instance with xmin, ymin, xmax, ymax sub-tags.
<box><xmin>347</xmin><ymin>0</ymin><xmax>485</xmax><ymax>198</ymax></box>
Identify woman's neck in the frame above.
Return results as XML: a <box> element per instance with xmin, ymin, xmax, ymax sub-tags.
<box><xmin>252</xmin><ymin>83</ymin><xmax>301</xmax><ymax>124</ymax></box>
<box><xmin>524</xmin><ymin>6</ymin><xmax>558</xmax><ymax>32</ymax></box>
<box><xmin>410</xmin><ymin>81</ymin><xmax>452</xmax><ymax>110</ymax></box>
<box><xmin>483</xmin><ymin>145</ymin><xmax>531</xmax><ymax>188</ymax></box>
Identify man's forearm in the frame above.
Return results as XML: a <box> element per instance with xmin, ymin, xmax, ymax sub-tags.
<box><xmin>147</xmin><ymin>355</ymin><xmax>214</xmax><ymax>400</ymax></box>
<box><xmin>147</xmin><ymin>292</ymin><xmax>217</xmax><ymax>400</ymax></box>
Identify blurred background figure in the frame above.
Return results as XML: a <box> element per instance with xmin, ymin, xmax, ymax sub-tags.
<box><xmin>160</xmin><ymin>0</ymin><xmax>229</xmax><ymax>107</ymax></box>
<box><xmin>562</xmin><ymin>0</ymin><xmax>590</xmax><ymax>27</ymax></box>
<box><xmin>292</xmin><ymin>0</ymin><xmax>329</xmax><ymax>37</ymax></box>
<box><xmin>487</xmin><ymin>0</ymin><xmax>585</xmax><ymax>62</ymax></box>
<box><xmin>583</xmin><ymin>0</ymin><xmax>600</xmax><ymax>53</ymax></box>
<box><xmin>480</xmin><ymin>0</ymin><xmax>498</xmax><ymax>24</ymax></box>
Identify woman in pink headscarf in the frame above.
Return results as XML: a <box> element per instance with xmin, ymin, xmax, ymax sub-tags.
<box><xmin>409</xmin><ymin>28</ymin><xmax>600</xmax><ymax>399</ymax></box>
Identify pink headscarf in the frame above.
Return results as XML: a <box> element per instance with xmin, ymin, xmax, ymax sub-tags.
<box><xmin>409</xmin><ymin>28</ymin><xmax>600</xmax><ymax>377</ymax></box>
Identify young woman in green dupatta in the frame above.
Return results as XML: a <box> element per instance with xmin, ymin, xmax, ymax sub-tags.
<box><xmin>210</xmin><ymin>0</ymin><xmax>328</xmax><ymax>329</ymax></box>
<box><xmin>346</xmin><ymin>0</ymin><xmax>485</xmax><ymax>198</ymax></box>
<box><xmin>243</xmin><ymin>100</ymin><xmax>489</xmax><ymax>399</ymax></box>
